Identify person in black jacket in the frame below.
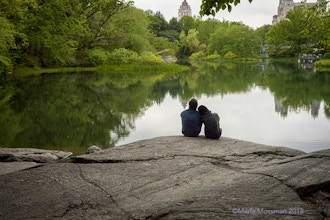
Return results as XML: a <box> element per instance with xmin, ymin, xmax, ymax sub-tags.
<box><xmin>198</xmin><ymin>105</ymin><xmax>222</xmax><ymax>139</ymax></box>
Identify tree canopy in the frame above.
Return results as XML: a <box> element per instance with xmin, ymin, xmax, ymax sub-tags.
<box><xmin>200</xmin><ymin>0</ymin><xmax>253</xmax><ymax>16</ymax></box>
<box><xmin>2</xmin><ymin>0</ymin><xmax>329</xmax><ymax>73</ymax></box>
<box><xmin>266</xmin><ymin>4</ymin><xmax>329</xmax><ymax>57</ymax></box>
<box><xmin>208</xmin><ymin>23</ymin><xmax>261</xmax><ymax>58</ymax></box>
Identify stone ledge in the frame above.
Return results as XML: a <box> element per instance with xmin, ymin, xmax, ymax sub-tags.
<box><xmin>0</xmin><ymin>136</ymin><xmax>328</xmax><ymax>219</ymax></box>
<box><xmin>0</xmin><ymin>148</ymin><xmax>73</xmax><ymax>163</ymax></box>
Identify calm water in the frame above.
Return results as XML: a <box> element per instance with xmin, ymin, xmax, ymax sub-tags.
<box><xmin>1</xmin><ymin>61</ymin><xmax>330</xmax><ymax>154</ymax></box>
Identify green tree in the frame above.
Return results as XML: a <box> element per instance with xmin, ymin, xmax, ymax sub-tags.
<box><xmin>1</xmin><ymin>0</ymin><xmax>150</xmax><ymax>68</ymax></box>
<box><xmin>178</xmin><ymin>16</ymin><xmax>196</xmax><ymax>34</ymax></box>
<box><xmin>195</xmin><ymin>18</ymin><xmax>222</xmax><ymax>45</ymax></box>
<box><xmin>179</xmin><ymin>29</ymin><xmax>204</xmax><ymax>56</ymax></box>
<box><xmin>79</xmin><ymin>0</ymin><xmax>133</xmax><ymax>49</ymax></box>
<box><xmin>309</xmin><ymin>2</ymin><xmax>330</xmax><ymax>53</ymax></box>
<box><xmin>145</xmin><ymin>10</ymin><xmax>168</xmax><ymax>37</ymax></box>
<box><xmin>255</xmin><ymin>25</ymin><xmax>271</xmax><ymax>57</ymax></box>
<box><xmin>265</xmin><ymin>20</ymin><xmax>294</xmax><ymax>57</ymax></box>
<box><xmin>266</xmin><ymin>6</ymin><xmax>320</xmax><ymax>57</ymax></box>
<box><xmin>0</xmin><ymin>0</ymin><xmax>189</xmax><ymax>69</ymax></box>
<box><xmin>11</xmin><ymin>0</ymin><xmax>89</xmax><ymax>66</ymax></box>
<box><xmin>208</xmin><ymin>23</ymin><xmax>261</xmax><ymax>57</ymax></box>
<box><xmin>0</xmin><ymin>17</ymin><xmax>17</xmax><ymax>72</ymax></box>
<box><xmin>100</xmin><ymin>7</ymin><xmax>153</xmax><ymax>53</ymax></box>
<box><xmin>157</xmin><ymin>30</ymin><xmax>180</xmax><ymax>42</ymax></box>
<box><xmin>255</xmin><ymin>25</ymin><xmax>270</xmax><ymax>43</ymax></box>
<box><xmin>0</xmin><ymin>0</ymin><xmax>35</xmax><ymax>70</ymax></box>
<box><xmin>161</xmin><ymin>17</ymin><xmax>182</xmax><ymax>41</ymax></box>
<box><xmin>168</xmin><ymin>17</ymin><xmax>182</xmax><ymax>33</ymax></box>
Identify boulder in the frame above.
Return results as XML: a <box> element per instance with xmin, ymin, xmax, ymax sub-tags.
<box><xmin>85</xmin><ymin>145</ymin><xmax>102</xmax><ymax>154</ymax></box>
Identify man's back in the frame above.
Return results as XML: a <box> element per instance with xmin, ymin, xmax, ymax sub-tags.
<box><xmin>181</xmin><ymin>109</ymin><xmax>202</xmax><ymax>137</ymax></box>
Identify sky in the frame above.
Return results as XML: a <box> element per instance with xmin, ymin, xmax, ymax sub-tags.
<box><xmin>132</xmin><ymin>0</ymin><xmax>314</xmax><ymax>29</ymax></box>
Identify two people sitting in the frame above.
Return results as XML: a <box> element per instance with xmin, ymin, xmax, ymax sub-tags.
<box><xmin>180</xmin><ymin>98</ymin><xmax>222</xmax><ymax>139</ymax></box>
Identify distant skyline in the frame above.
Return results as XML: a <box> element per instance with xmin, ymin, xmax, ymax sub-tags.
<box><xmin>133</xmin><ymin>0</ymin><xmax>317</xmax><ymax>29</ymax></box>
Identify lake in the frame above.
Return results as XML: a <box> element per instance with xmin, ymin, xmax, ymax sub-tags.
<box><xmin>1</xmin><ymin>61</ymin><xmax>330</xmax><ymax>154</ymax></box>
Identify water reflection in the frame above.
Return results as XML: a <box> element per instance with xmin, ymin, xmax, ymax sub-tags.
<box><xmin>0</xmin><ymin>62</ymin><xmax>329</xmax><ymax>154</ymax></box>
<box><xmin>275</xmin><ymin>98</ymin><xmax>321</xmax><ymax>118</ymax></box>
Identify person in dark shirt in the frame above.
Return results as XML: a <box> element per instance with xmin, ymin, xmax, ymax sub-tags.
<box><xmin>198</xmin><ymin>105</ymin><xmax>222</xmax><ymax>139</ymax></box>
<box><xmin>180</xmin><ymin>98</ymin><xmax>202</xmax><ymax>137</ymax></box>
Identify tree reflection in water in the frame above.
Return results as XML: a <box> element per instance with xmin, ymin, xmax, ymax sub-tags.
<box><xmin>0</xmin><ymin>62</ymin><xmax>329</xmax><ymax>154</ymax></box>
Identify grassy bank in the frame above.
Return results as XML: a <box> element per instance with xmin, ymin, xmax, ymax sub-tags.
<box><xmin>96</xmin><ymin>63</ymin><xmax>190</xmax><ymax>73</ymax></box>
<box><xmin>13</xmin><ymin>66</ymin><xmax>97</xmax><ymax>76</ymax></box>
<box><xmin>12</xmin><ymin>63</ymin><xmax>190</xmax><ymax>76</ymax></box>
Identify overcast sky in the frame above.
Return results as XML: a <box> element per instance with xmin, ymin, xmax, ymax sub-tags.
<box><xmin>133</xmin><ymin>0</ymin><xmax>313</xmax><ymax>29</ymax></box>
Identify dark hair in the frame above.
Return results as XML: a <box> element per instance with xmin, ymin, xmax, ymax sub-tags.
<box><xmin>189</xmin><ymin>98</ymin><xmax>198</xmax><ymax>110</ymax></box>
<box><xmin>198</xmin><ymin>105</ymin><xmax>209</xmax><ymax>115</ymax></box>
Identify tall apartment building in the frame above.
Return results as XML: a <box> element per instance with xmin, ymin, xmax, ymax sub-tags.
<box><xmin>178</xmin><ymin>0</ymin><xmax>192</xmax><ymax>21</ymax></box>
<box><xmin>272</xmin><ymin>0</ymin><xmax>323</xmax><ymax>25</ymax></box>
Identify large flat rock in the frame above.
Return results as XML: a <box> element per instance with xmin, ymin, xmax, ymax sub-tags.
<box><xmin>0</xmin><ymin>162</ymin><xmax>41</xmax><ymax>176</ymax></box>
<box><xmin>0</xmin><ymin>136</ymin><xmax>328</xmax><ymax>219</ymax></box>
<box><xmin>73</xmin><ymin>136</ymin><xmax>304</xmax><ymax>166</ymax></box>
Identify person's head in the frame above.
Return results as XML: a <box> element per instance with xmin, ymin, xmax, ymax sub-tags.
<box><xmin>188</xmin><ymin>98</ymin><xmax>198</xmax><ymax>110</ymax></box>
<box><xmin>198</xmin><ymin>105</ymin><xmax>209</xmax><ymax>115</ymax></box>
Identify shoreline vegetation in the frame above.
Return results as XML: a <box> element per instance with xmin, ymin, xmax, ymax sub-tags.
<box><xmin>314</xmin><ymin>59</ymin><xmax>330</xmax><ymax>72</ymax></box>
<box><xmin>188</xmin><ymin>55</ymin><xmax>330</xmax><ymax>72</ymax></box>
<box><xmin>1</xmin><ymin>1</ymin><xmax>329</xmax><ymax>76</ymax></box>
<box><xmin>12</xmin><ymin>63</ymin><xmax>191</xmax><ymax>76</ymax></box>
<box><xmin>7</xmin><ymin>57</ymin><xmax>330</xmax><ymax>77</ymax></box>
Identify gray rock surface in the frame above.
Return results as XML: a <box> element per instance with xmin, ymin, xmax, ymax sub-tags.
<box><xmin>0</xmin><ymin>148</ymin><xmax>72</xmax><ymax>163</ymax></box>
<box><xmin>86</xmin><ymin>145</ymin><xmax>102</xmax><ymax>154</ymax></box>
<box><xmin>0</xmin><ymin>136</ymin><xmax>329</xmax><ymax>219</ymax></box>
<box><xmin>0</xmin><ymin>162</ymin><xmax>41</xmax><ymax>176</ymax></box>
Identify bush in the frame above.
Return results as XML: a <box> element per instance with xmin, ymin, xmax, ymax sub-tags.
<box><xmin>19</xmin><ymin>53</ymin><xmax>40</xmax><ymax>68</ymax></box>
<box><xmin>108</xmin><ymin>48</ymin><xmax>140</xmax><ymax>64</ymax></box>
<box><xmin>189</xmin><ymin>51</ymin><xmax>205</xmax><ymax>60</ymax></box>
<box><xmin>0</xmin><ymin>55</ymin><xmax>13</xmax><ymax>73</ymax></box>
<box><xmin>224</xmin><ymin>51</ymin><xmax>237</xmax><ymax>59</ymax></box>
<box><xmin>87</xmin><ymin>48</ymin><xmax>111</xmax><ymax>66</ymax></box>
<box><xmin>140</xmin><ymin>52</ymin><xmax>165</xmax><ymax>64</ymax></box>
<box><xmin>315</xmin><ymin>59</ymin><xmax>330</xmax><ymax>67</ymax></box>
<box><xmin>205</xmin><ymin>53</ymin><xmax>221</xmax><ymax>60</ymax></box>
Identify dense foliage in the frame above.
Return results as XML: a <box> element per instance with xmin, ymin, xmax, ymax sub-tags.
<box><xmin>1</xmin><ymin>0</ymin><xmax>329</xmax><ymax>73</ymax></box>
<box><xmin>199</xmin><ymin>0</ymin><xmax>330</xmax><ymax>59</ymax></box>
<box><xmin>0</xmin><ymin>0</ymin><xmax>263</xmax><ymax>73</ymax></box>
<box><xmin>266</xmin><ymin>2</ymin><xmax>330</xmax><ymax>57</ymax></box>
<box><xmin>0</xmin><ymin>0</ymin><xmax>177</xmax><ymax>72</ymax></box>
<box><xmin>207</xmin><ymin>22</ymin><xmax>261</xmax><ymax>58</ymax></box>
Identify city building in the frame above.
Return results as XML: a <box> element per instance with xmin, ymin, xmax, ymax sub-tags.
<box><xmin>178</xmin><ymin>0</ymin><xmax>192</xmax><ymax>21</ymax></box>
<box><xmin>272</xmin><ymin>0</ymin><xmax>324</xmax><ymax>25</ymax></box>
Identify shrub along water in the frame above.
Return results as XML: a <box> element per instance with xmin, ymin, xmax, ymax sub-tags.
<box><xmin>315</xmin><ymin>59</ymin><xmax>330</xmax><ymax>72</ymax></box>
